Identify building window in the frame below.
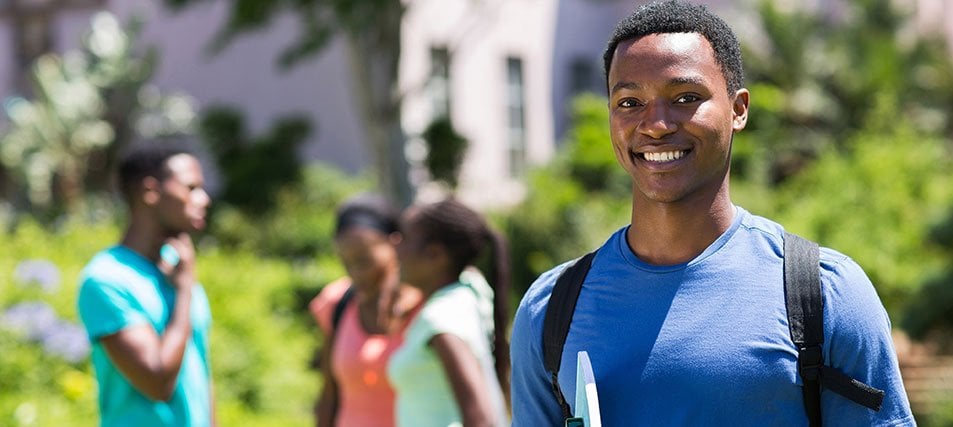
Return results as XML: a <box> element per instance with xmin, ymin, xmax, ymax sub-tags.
<box><xmin>569</xmin><ymin>57</ymin><xmax>598</xmax><ymax>95</ymax></box>
<box><xmin>3</xmin><ymin>0</ymin><xmax>105</xmax><ymax>95</ymax></box>
<box><xmin>506</xmin><ymin>56</ymin><xmax>526</xmax><ymax>178</ymax></box>
<box><xmin>429</xmin><ymin>46</ymin><xmax>451</xmax><ymax>119</ymax></box>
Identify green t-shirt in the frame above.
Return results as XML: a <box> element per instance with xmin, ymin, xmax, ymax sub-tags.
<box><xmin>387</xmin><ymin>270</ymin><xmax>507</xmax><ymax>426</ymax></box>
<box><xmin>78</xmin><ymin>245</ymin><xmax>212</xmax><ymax>427</ymax></box>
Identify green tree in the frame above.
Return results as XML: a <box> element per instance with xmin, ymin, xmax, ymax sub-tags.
<box><xmin>903</xmin><ymin>199</ymin><xmax>953</xmax><ymax>348</ymax></box>
<box><xmin>504</xmin><ymin>95</ymin><xmax>629</xmax><ymax>294</ymax></box>
<box><xmin>199</xmin><ymin>107</ymin><xmax>310</xmax><ymax>214</ymax></box>
<box><xmin>421</xmin><ymin>116</ymin><xmax>468</xmax><ymax>190</ymax></box>
<box><xmin>738</xmin><ymin>0</ymin><xmax>953</xmax><ymax>184</ymax></box>
<box><xmin>164</xmin><ymin>0</ymin><xmax>412</xmax><ymax>205</ymax></box>
<box><xmin>734</xmin><ymin>0</ymin><xmax>953</xmax><ymax>325</ymax></box>
<box><xmin>0</xmin><ymin>12</ymin><xmax>195</xmax><ymax>217</ymax></box>
<box><xmin>765</xmin><ymin>95</ymin><xmax>953</xmax><ymax>318</ymax></box>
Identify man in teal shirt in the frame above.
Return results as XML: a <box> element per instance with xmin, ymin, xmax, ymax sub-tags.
<box><xmin>78</xmin><ymin>143</ymin><xmax>214</xmax><ymax>426</ymax></box>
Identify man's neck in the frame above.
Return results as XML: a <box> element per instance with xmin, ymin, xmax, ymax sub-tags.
<box><xmin>627</xmin><ymin>194</ymin><xmax>735</xmax><ymax>266</ymax></box>
<box><xmin>120</xmin><ymin>219</ymin><xmax>167</xmax><ymax>263</ymax></box>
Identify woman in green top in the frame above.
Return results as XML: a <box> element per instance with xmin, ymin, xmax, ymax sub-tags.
<box><xmin>389</xmin><ymin>198</ymin><xmax>511</xmax><ymax>426</ymax></box>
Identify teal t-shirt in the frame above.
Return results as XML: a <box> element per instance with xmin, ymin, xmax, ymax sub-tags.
<box><xmin>77</xmin><ymin>245</ymin><xmax>212</xmax><ymax>427</ymax></box>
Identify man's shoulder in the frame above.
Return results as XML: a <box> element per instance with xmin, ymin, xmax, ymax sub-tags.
<box><xmin>736</xmin><ymin>207</ymin><xmax>870</xmax><ymax>286</ymax></box>
<box><xmin>80</xmin><ymin>247</ymin><xmax>126</xmax><ymax>285</ymax></box>
<box><xmin>516</xmin><ymin>257</ymin><xmax>585</xmax><ymax>321</ymax></box>
<box><xmin>79</xmin><ymin>246</ymin><xmax>158</xmax><ymax>294</ymax></box>
<box><xmin>516</xmin><ymin>228</ymin><xmax>626</xmax><ymax>318</ymax></box>
<box><xmin>740</xmin><ymin>209</ymin><xmax>881</xmax><ymax>323</ymax></box>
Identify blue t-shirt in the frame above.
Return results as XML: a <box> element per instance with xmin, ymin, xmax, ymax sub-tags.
<box><xmin>78</xmin><ymin>246</ymin><xmax>212</xmax><ymax>427</ymax></box>
<box><xmin>510</xmin><ymin>207</ymin><xmax>915</xmax><ymax>426</ymax></box>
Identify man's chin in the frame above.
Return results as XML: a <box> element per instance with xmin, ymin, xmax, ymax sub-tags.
<box><xmin>190</xmin><ymin>218</ymin><xmax>207</xmax><ymax>231</ymax></box>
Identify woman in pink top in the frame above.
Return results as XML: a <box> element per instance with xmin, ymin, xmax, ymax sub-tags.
<box><xmin>309</xmin><ymin>194</ymin><xmax>422</xmax><ymax>427</ymax></box>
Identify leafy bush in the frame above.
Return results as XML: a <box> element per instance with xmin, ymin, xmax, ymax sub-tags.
<box><xmin>0</xmin><ymin>12</ymin><xmax>195</xmax><ymax>217</ymax></box>
<box><xmin>199</xmin><ymin>107</ymin><xmax>311</xmax><ymax>214</ymax></box>
<box><xmin>764</xmin><ymin>97</ymin><xmax>953</xmax><ymax>318</ymax></box>
<box><xmin>0</xmin><ymin>218</ymin><xmax>110</xmax><ymax>426</ymax></box>
<box><xmin>0</xmin><ymin>210</ymin><xmax>342</xmax><ymax>426</ymax></box>
<box><xmin>422</xmin><ymin>116</ymin><xmax>468</xmax><ymax>189</ymax></box>
<box><xmin>209</xmin><ymin>163</ymin><xmax>372</xmax><ymax>261</ymax></box>
<box><xmin>504</xmin><ymin>95</ymin><xmax>630</xmax><ymax>295</ymax></box>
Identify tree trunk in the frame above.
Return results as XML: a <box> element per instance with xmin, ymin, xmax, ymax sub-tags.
<box><xmin>343</xmin><ymin>0</ymin><xmax>413</xmax><ymax>207</ymax></box>
<box><xmin>57</xmin><ymin>156</ymin><xmax>85</xmax><ymax>214</ymax></box>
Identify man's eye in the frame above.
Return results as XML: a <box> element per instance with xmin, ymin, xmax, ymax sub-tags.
<box><xmin>675</xmin><ymin>94</ymin><xmax>701</xmax><ymax>104</ymax></box>
<box><xmin>618</xmin><ymin>98</ymin><xmax>641</xmax><ymax>108</ymax></box>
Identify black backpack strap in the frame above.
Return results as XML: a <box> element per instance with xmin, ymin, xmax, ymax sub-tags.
<box><xmin>310</xmin><ymin>285</ymin><xmax>356</xmax><ymax>371</ymax></box>
<box><xmin>783</xmin><ymin>232</ymin><xmax>885</xmax><ymax>427</ymax></box>
<box><xmin>542</xmin><ymin>251</ymin><xmax>597</xmax><ymax>419</ymax></box>
<box><xmin>784</xmin><ymin>232</ymin><xmax>825</xmax><ymax>426</ymax></box>
<box><xmin>332</xmin><ymin>286</ymin><xmax>355</xmax><ymax>334</ymax></box>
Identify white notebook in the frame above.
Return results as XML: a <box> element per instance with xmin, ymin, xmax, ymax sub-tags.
<box><xmin>574</xmin><ymin>351</ymin><xmax>602</xmax><ymax>427</ymax></box>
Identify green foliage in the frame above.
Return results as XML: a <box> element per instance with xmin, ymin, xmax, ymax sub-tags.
<box><xmin>0</xmin><ymin>218</ymin><xmax>117</xmax><ymax>426</ymax></box>
<box><xmin>198</xmin><ymin>248</ymin><xmax>319</xmax><ymax>425</ymax></box>
<box><xmin>904</xmin><ymin>205</ymin><xmax>953</xmax><ymax>345</ymax></box>
<box><xmin>743</xmin><ymin>0</ymin><xmax>953</xmax><ymax>183</ymax></box>
<box><xmin>209</xmin><ymin>163</ymin><xmax>372</xmax><ymax>261</ymax></box>
<box><xmin>766</xmin><ymin>96</ymin><xmax>953</xmax><ymax>318</ymax></box>
<box><xmin>165</xmin><ymin>0</ymin><xmax>403</xmax><ymax>68</ymax></box>
<box><xmin>0</xmin><ymin>12</ymin><xmax>195</xmax><ymax>216</ymax></box>
<box><xmin>920</xmin><ymin>396</ymin><xmax>953</xmax><ymax>427</ymax></box>
<box><xmin>560</xmin><ymin>94</ymin><xmax>629</xmax><ymax>194</ymax></box>
<box><xmin>165</xmin><ymin>0</ymin><xmax>412</xmax><ymax>205</ymax></box>
<box><xmin>422</xmin><ymin>116</ymin><xmax>468</xmax><ymax>189</ymax></box>
<box><xmin>0</xmin><ymin>190</ymin><xmax>368</xmax><ymax>427</ymax></box>
<box><xmin>199</xmin><ymin>106</ymin><xmax>311</xmax><ymax>214</ymax></box>
<box><xmin>504</xmin><ymin>95</ymin><xmax>629</xmax><ymax>294</ymax></box>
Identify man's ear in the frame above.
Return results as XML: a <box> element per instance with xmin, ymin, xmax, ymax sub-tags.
<box><xmin>141</xmin><ymin>176</ymin><xmax>161</xmax><ymax>206</ymax></box>
<box><xmin>731</xmin><ymin>88</ymin><xmax>750</xmax><ymax>132</ymax></box>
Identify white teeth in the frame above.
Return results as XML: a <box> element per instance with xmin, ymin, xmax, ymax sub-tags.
<box><xmin>643</xmin><ymin>150</ymin><xmax>686</xmax><ymax>162</ymax></box>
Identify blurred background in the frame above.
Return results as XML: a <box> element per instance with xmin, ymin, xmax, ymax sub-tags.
<box><xmin>1</xmin><ymin>0</ymin><xmax>953</xmax><ymax>425</ymax></box>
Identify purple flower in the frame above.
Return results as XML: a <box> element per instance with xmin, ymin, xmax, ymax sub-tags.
<box><xmin>1</xmin><ymin>302</ymin><xmax>91</xmax><ymax>362</ymax></box>
<box><xmin>41</xmin><ymin>321</ymin><xmax>90</xmax><ymax>363</ymax></box>
<box><xmin>1</xmin><ymin>301</ymin><xmax>59</xmax><ymax>340</ymax></box>
<box><xmin>13</xmin><ymin>259</ymin><xmax>61</xmax><ymax>292</ymax></box>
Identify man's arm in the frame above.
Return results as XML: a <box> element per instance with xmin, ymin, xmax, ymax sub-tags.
<box><xmin>100</xmin><ymin>233</ymin><xmax>197</xmax><ymax>401</ymax></box>
<box><xmin>820</xmin><ymin>253</ymin><xmax>915</xmax><ymax>425</ymax></box>
<box><xmin>510</xmin><ymin>269</ymin><xmax>567</xmax><ymax>426</ymax></box>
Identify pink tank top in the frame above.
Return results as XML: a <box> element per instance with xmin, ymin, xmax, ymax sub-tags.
<box><xmin>310</xmin><ymin>278</ymin><xmax>415</xmax><ymax>427</ymax></box>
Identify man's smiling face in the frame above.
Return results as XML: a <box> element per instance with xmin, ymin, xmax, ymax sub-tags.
<box><xmin>607</xmin><ymin>32</ymin><xmax>748</xmax><ymax>205</ymax></box>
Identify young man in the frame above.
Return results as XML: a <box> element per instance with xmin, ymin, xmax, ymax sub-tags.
<box><xmin>78</xmin><ymin>143</ymin><xmax>215</xmax><ymax>426</ymax></box>
<box><xmin>509</xmin><ymin>1</ymin><xmax>915</xmax><ymax>425</ymax></box>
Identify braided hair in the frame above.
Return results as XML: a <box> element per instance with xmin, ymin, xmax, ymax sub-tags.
<box><xmin>412</xmin><ymin>198</ymin><xmax>512</xmax><ymax>400</ymax></box>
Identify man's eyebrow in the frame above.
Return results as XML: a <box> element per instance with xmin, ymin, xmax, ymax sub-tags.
<box><xmin>669</xmin><ymin>76</ymin><xmax>706</xmax><ymax>87</ymax></box>
<box><xmin>610</xmin><ymin>76</ymin><xmax>707</xmax><ymax>94</ymax></box>
<box><xmin>610</xmin><ymin>81</ymin><xmax>642</xmax><ymax>93</ymax></box>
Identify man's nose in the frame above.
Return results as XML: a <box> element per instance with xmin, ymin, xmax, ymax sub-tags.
<box><xmin>194</xmin><ymin>189</ymin><xmax>211</xmax><ymax>208</ymax></box>
<box><xmin>637</xmin><ymin>101</ymin><xmax>677</xmax><ymax>139</ymax></box>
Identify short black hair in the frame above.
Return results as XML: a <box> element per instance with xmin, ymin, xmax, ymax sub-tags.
<box><xmin>335</xmin><ymin>193</ymin><xmax>400</xmax><ymax>237</ymax></box>
<box><xmin>603</xmin><ymin>0</ymin><xmax>745</xmax><ymax>94</ymax></box>
<box><xmin>117</xmin><ymin>143</ymin><xmax>194</xmax><ymax>204</ymax></box>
